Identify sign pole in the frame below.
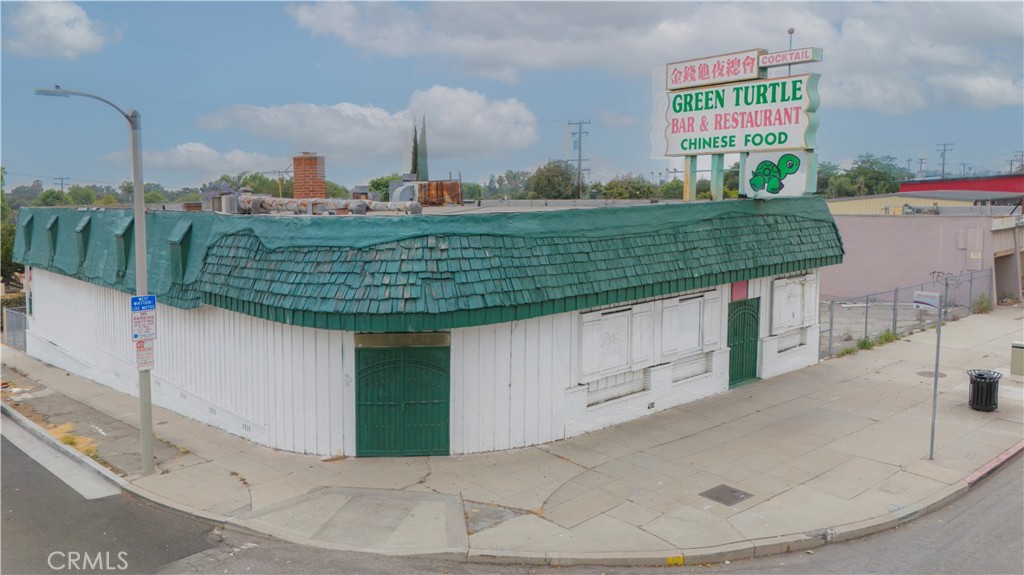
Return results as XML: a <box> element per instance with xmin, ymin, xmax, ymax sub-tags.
<box><xmin>928</xmin><ymin>284</ymin><xmax>945</xmax><ymax>460</ymax></box>
<box><xmin>710</xmin><ymin>154</ymin><xmax>724</xmax><ymax>201</ymax></box>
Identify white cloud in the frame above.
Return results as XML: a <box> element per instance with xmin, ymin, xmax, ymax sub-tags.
<box><xmin>103</xmin><ymin>142</ymin><xmax>286</xmax><ymax>184</ymax></box>
<box><xmin>2</xmin><ymin>2</ymin><xmax>117</xmax><ymax>59</ymax></box>
<box><xmin>599</xmin><ymin>111</ymin><xmax>635</xmax><ymax>128</ymax></box>
<box><xmin>198</xmin><ymin>85</ymin><xmax>539</xmax><ymax>165</ymax></box>
<box><xmin>927</xmin><ymin>75</ymin><xmax>1024</xmax><ymax>109</ymax></box>
<box><xmin>287</xmin><ymin>1</ymin><xmax>1023</xmax><ymax>113</ymax></box>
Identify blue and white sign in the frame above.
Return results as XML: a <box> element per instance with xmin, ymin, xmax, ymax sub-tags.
<box><xmin>130</xmin><ymin>295</ymin><xmax>157</xmax><ymax>342</ymax></box>
<box><xmin>131</xmin><ymin>295</ymin><xmax>156</xmax><ymax>312</ymax></box>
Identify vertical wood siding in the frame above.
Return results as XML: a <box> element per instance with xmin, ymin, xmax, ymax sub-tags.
<box><xmin>450</xmin><ymin>314</ymin><xmax>570</xmax><ymax>454</ymax></box>
<box><xmin>32</xmin><ymin>271</ymin><xmax>350</xmax><ymax>456</ymax></box>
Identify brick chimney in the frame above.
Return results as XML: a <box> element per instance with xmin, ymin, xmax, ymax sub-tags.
<box><xmin>293</xmin><ymin>152</ymin><xmax>325</xmax><ymax>199</ymax></box>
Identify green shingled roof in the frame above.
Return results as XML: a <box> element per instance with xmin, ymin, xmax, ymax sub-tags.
<box><xmin>15</xmin><ymin>197</ymin><xmax>844</xmax><ymax>331</ymax></box>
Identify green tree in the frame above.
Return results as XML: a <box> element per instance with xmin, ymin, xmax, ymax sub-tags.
<box><xmin>1</xmin><ymin>221</ymin><xmax>21</xmax><ymax>285</ymax></box>
<box><xmin>369</xmin><ymin>173</ymin><xmax>402</xmax><ymax>201</ymax></box>
<box><xmin>844</xmin><ymin>154</ymin><xmax>905</xmax><ymax>195</ymax></box>
<box><xmin>66</xmin><ymin>185</ymin><xmax>97</xmax><ymax>206</ymax></box>
<box><xmin>325</xmin><ymin>181</ymin><xmax>350</xmax><ymax>199</ymax></box>
<box><xmin>695</xmin><ymin>178</ymin><xmax>712</xmax><ymax>200</ymax></box>
<box><xmin>145</xmin><ymin>191</ymin><xmax>168</xmax><ymax>204</ymax></box>
<box><xmin>816</xmin><ymin>161</ymin><xmax>841</xmax><ymax>194</ymax></box>
<box><xmin>600</xmin><ymin>174</ymin><xmax>656</xmax><ymax>199</ymax></box>
<box><xmin>657</xmin><ymin>178</ymin><xmax>685</xmax><ymax>199</ymax></box>
<box><xmin>486</xmin><ymin>170</ymin><xmax>531</xmax><ymax>199</ymax></box>
<box><xmin>410</xmin><ymin>124</ymin><xmax>419</xmax><ymax>177</ymax></box>
<box><xmin>723</xmin><ymin>162</ymin><xmax>740</xmax><ymax>193</ymax></box>
<box><xmin>176</xmin><ymin>191</ymin><xmax>204</xmax><ymax>203</ymax></box>
<box><xmin>32</xmin><ymin>189</ymin><xmax>67</xmax><ymax>206</ymax></box>
<box><xmin>118</xmin><ymin>180</ymin><xmax>134</xmax><ymax>201</ymax></box>
<box><xmin>527</xmin><ymin>161</ymin><xmax>576</xmax><ymax>199</ymax></box>
<box><xmin>824</xmin><ymin>175</ymin><xmax>857</xmax><ymax>198</ymax></box>
<box><xmin>462</xmin><ymin>182</ymin><xmax>484</xmax><ymax>201</ymax></box>
<box><xmin>96</xmin><ymin>194</ymin><xmax>120</xmax><ymax>205</ymax></box>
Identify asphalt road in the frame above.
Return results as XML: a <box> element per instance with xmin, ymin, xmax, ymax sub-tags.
<box><xmin>0</xmin><ymin>435</ymin><xmax>218</xmax><ymax>575</ymax></box>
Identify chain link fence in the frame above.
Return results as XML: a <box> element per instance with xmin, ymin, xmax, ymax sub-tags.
<box><xmin>819</xmin><ymin>269</ymin><xmax>993</xmax><ymax>359</ymax></box>
<box><xmin>2</xmin><ymin>306</ymin><xmax>28</xmax><ymax>351</ymax></box>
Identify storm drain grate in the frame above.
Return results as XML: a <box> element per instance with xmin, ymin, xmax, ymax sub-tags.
<box><xmin>699</xmin><ymin>484</ymin><xmax>753</xmax><ymax>507</ymax></box>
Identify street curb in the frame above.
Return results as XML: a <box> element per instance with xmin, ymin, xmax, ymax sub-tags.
<box><xmin>1</xmin><ymin>400</ymin><xmax>128</xmax><ymax>489</ymax></box>
<box><xmin>964</xmin><ymin>440</ymin><xmax>1024</xmax><ymax>486</ymax></box>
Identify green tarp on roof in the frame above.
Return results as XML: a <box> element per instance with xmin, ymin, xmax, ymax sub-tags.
<box><xmin>15</xmin><ymin>197</ymin><xmax>844</xmax><ymax>331</ymax></box>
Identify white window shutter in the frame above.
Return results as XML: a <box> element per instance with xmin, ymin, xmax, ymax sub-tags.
<box><xmin>702</xmin><ymin>291</ymin><xmax>721</xmax><ymax>350</ymax></box>
<box><xmin>631</xmin><ymin>304</ymin><xmax>654</xmax><ymax>368</ymax></box>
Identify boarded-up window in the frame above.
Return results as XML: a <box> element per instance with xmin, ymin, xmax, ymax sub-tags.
<box><xmin>580</xmin><ymin>303</ymin><xmax>656</xmax><ymax>381</ymax></box>
<box><xmin>581</xmin><ymin>309</ymin><xmax>631</xmax><ymax>379</ymax></box>
<box><xmin>661</xmin><ymin>297</ymin><xmax>702</xmax><ymax>358</ymax></box>
<box><xmin>771</xmin><ymin>274</ymin><xmax>816</xmax><ymax>335</ymax></box>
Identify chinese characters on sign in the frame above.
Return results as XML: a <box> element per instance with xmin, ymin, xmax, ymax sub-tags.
<box><xmin>666</xmin><ymin>49</ymin><xmax>764</xmax><ymax>91</ymax></box>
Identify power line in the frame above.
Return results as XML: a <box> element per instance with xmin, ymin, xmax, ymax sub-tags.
<box><xmin>568</xmin><ymin>120</ymin><xmax>591</xmax><ymax>199</ymax></box>
<box><xmin>936</xmin><ymin>142</ymin><xmax>954</xmax><ymax>179</ymax></box>
<box><xmin>1011</xmin><ymin>151</ymin><xmax>1024</xmax><ymax>174</ymax></box>
<box><xmin>53</xmin><ymin>176</ymin><xmax>69</xmax><ymax>193</ymax></box>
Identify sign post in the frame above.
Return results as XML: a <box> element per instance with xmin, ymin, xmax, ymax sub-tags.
<box><xmin>914</xmin><ymin>290</ymin><xmax>943</xmax><ymax>460</ymax></box>
<box><xmin>130</xmin><ymin>294</ymin><xmax>156</xmax><ymax>474</ymax></box>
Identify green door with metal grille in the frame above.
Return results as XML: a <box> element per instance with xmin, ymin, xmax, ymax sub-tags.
<box><xmin>728</xmin><ymin>298</ymin><xmax>760</xmax><ymax>388</ymax></box>
<box><xmin>356</xmin><ymin>346</ymin><xmax>450</xmax><ymax>456</ymax></box>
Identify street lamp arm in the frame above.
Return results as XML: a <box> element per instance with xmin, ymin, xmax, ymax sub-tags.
<box><xmin>34</xmin><ymin>86</ymin><xmax>139</xmax><ymax>128</ymax></box>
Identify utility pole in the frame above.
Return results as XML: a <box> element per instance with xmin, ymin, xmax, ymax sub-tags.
<box><xmin>917</xmin><ymin>158</ymin><xmax>927</xmax><ymax>177</ymax></box>
<box><xmin>905</xmin><ymin>159</ymin><xmax>913</xmax><ymax>173</ymax></box>
<box><xmin>568</xmin><ymin>120</ymin><xmax>590</xmax><ymax>199</ymax></box>
<box><xmin>1014</xmin><ymin>151</ymin><xmax>1024</xmax><ymax>174</ymax></box>
<box><xmin>959</xmin><ymin>163</ymin><xmax>969</xmax><ymax>176</ymax></box>
<box><xmin>936</xmin><ymin>142</ymin><xmax>954</xmax><ymax>179</ymax></box>
<box><xmin>53</xmin><ymin>176</ymin><xmax>69</xmax><ymax>192</ymax></box>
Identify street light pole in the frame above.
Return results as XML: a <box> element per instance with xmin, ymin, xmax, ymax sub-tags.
<box><xmin>35</xmin><ymin>86</ymin><xmax>155</xmax><ymax>475</ymax></box>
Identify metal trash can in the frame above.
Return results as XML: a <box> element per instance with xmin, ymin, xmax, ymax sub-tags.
<box><xmin>967</xmin><ymin>370</ymin><xmax>1002</xmax><ymax>412</ymax></box>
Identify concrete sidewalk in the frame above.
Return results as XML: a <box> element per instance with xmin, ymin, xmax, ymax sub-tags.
<box><xmin>3</xmin><ymin>306</ymin><xmax>1022</xmax><ymax>567</ymax></box>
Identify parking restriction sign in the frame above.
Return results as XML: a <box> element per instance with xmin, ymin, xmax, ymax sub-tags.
<box><xmin>131</xmin><ymin>295</ymin><xmax>157</xmax><ymax>341</ymax></box>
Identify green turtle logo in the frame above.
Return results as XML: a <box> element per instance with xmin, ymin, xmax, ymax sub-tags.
<box><xmin>749</xmin><ymin>153</ymin><xmax>800</xmax><ymax>194</ymax></box>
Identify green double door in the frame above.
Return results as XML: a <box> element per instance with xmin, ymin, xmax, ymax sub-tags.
<box><xmin>356</xmin><ymin>346</ymin><xmax>450</xmax><ymax>456</ymax></box>
<box><xmin>728</xmin><ymin>298</ymin><xmax>760</xmax><ymax>388</ymax></box>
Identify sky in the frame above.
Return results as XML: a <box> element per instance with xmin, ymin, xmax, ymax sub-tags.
<box><xmin>2</xmin><ymin>1</ymin><xmax>1022</xmax><ymax>192</ymax></box>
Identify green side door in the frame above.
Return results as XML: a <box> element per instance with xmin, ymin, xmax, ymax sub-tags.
<box><xmin>356</xmin><ymin>346</ymin><xmax>450</xmax><ymax>456</ymax></box>
<box><xmin>728</xmin><ymin>298</ymin><xmax>760</xmax><ymax>388</ymax></box>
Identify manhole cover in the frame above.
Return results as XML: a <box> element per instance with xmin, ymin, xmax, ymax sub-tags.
<box><xmin>917</xmin><ymin>371</ymin><xmax>947</xmax><ymax>378</ymax></box>
<box><xmin>699</xmin><ymin>484</ymin><xmax>753</xmax><ymax>506</ymax></box>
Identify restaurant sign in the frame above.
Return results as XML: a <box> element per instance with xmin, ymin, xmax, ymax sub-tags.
<box><xmin>758</xmin><ymin>47</ymin><xmax>823</xmax><ymax>68</ymax></box>
<box><xmin>664</xmin><ymin>74</ymin><xmax>820</xmax><ymax>156</ymax></box>
<box><xmin>666</xmin><ymin>49</ymin><xmax>765</xmax><ymax>91</ymax></box>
